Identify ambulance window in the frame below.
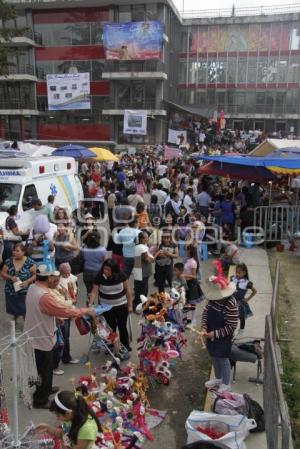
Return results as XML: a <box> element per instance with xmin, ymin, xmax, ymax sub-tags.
<box><xmin>22</xmin><ymin>184</ymin><xmax>38</xmax><ymax>211</ymax></box>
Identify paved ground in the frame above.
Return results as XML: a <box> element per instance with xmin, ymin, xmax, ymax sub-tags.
<box><xmin>0</xmin><ymin>246</ymin><xmax>272</xmax><ymax>449</ymax></box>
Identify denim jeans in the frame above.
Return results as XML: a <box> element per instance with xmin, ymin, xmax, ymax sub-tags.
<box><xmin>211</xmin><ymin>356</ymin><xmax>231</xmax><ymax>385</ymax></box>
<box><xmin>123</xmin><ymin>257</ymin><xmax>134</xmax><ymax>278</ymax></box>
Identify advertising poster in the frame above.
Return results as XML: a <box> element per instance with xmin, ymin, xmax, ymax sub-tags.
<box><xmin>46</xmin><ymin>73</ymin><xmax>91</xmax><ymax>110</ymax></box>
<box><xmin>167</xmin><ymin>128</ymin><xmax>187</xmax><ymax>145</ymax></box>
<box><xmin>123</xmin><ymin>110</ymin><xmax>147</xmax><ymax>135</ymax></box>
<box><xmin>103</xmin><ymin>21</ymin><xmax>163</xmax><ymax>60</ymax></box>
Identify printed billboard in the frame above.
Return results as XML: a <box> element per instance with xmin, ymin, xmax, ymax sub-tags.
<box><xmin>190</xmin><ymin>23</ymin><xmax>298</xmax><ymax>53</ymax></box>
<box><xmin>46</xmin><ymin>73</ymin><xmax>91</xmax><ymax>110</ymax></box>
<box><xmin>103</xmin><ymin>21</ymin><xmax>163</xmax><ymax>60</ymax></box>
<box><xmin>123</xmin><ymin>110</ymin><xmax>147</xmax><ymax>135</ymax></box>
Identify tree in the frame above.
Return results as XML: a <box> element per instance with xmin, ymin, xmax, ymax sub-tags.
<box><xmin>0</xmin><ymin>0</ymin><xmax>27</xmax><ymax>75</ymax></box>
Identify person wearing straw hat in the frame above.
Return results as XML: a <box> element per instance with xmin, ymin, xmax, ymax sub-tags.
<box><xmin>200</xmin><ymin>261</ymin><xmax>239</xmax><ymax>393</ymax></box>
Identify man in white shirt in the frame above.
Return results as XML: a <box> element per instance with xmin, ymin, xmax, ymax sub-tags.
<box><xmin>183</xmin><ymin>188</ymin><xmax>195</xmax><ymax>217</ymax></box>
<box><xmin>196</xmin><ymin>187</ymin><xmax>212</xmax><ymax>218</ymax></box>
<box><xmin>152</xmin><ymin>183</ymin><xmax>167</xmax><ymax>207</ymax></box>
<box><xmin>133</xmin><ymin>231</ymin><xmax>154</xmax><ymax>311</ymax></box>
<box><xmin>159</xmin><ymin>176</ymin><xmax>171</xmax><ymax>192</ymax></box>
<box><xmin>157</xmin><ymin>163</ymin><xmax>168</xmax><ymax>177</ymax></box>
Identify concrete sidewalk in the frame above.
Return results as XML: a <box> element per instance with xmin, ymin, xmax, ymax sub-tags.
<box><xmin>205</xmin><ymin>247</ymin><xmax>271</xmax><ymax>449</ymax></box>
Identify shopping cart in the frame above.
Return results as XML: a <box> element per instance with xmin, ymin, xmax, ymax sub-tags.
<box><xmin>76</xmin><ymin>304</ymin><xmax>129</xmax><ymax>365</ymax></box>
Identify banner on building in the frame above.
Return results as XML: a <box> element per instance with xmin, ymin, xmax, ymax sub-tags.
<box><xmin>103</xmin><ymin>21</ymin><xmax>163</xmax><ymax>60</ymax></box>
<box><xmin>167</xmin><ymin>128</ymin><xmax>187</xmax><ymax>145</ymax></box>
<box><xmin>46</xmin><ymin>73</ymin><xmax>91</xmax><ymax>110</ymax></box>
<box><xmin>123</xmin><ymin>110</ymin><xmax>147</xmax><ymax>135</ymax></box>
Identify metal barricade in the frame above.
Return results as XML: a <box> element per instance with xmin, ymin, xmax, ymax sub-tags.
<box><xmin>254</xmin><ymin>205</ymin><xmax>300</xmax><ymax>243</ymax></box>
<box><xmin>264</xmin><ymin>315</ymin><xmax>293</xmax><ymax>449</ymax></box>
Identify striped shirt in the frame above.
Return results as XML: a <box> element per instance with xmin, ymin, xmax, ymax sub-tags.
<box><xmin>95</xmin><ymin>273</ymin><xmax>127</xmax><ymax>307</ymax></box>
<box><xmin>201</xmin><ymin>297</ymin><xmax>239</xmax><ymax>339</ymax></box>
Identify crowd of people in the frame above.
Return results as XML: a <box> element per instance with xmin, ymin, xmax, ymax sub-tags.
<box><xmin>3</xmin><ymin>146</ymin><xmax>290</xmax><ymax>449</ymax></box>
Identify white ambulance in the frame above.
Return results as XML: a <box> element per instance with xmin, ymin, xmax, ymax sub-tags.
<box><xmin>0</xmin><ymin>155</ymin><xmax>84</xmax><ymax>231</ymax></box>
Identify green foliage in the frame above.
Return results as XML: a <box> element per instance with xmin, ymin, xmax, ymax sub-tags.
<box><xmin>0</xmin><ymin>0</ymin><xmax>27</xmax><ymax>75</ymax></box>
<box><xmin>280</xmin><ymin>341</ymin><xmax>300</xmax><ymax>445</ymax></box>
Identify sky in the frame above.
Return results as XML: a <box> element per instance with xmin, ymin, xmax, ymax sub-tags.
<box><xmin>173</xmin><ymin>0</ymin><xmax>298</xmax><ymax>13</ymax></box>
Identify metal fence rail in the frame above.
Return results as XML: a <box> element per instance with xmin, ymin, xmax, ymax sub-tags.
<box><xmin>181</xmin><ymin>3</ymin><xmax>300</xmax><ymax>18</ymax></box>
<box><xmin>264</xmin><ymin>315</ymin><xmax>293</xmax><ymax>449</ymax></box>
<box><xmin>254</xmin><ymin>205</ymin><xmax>300</xmax><ymax>242</ymax></box>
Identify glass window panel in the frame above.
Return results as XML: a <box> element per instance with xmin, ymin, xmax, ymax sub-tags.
<box><xmin>198</xmin><ymin>60</ymin><xmax>207</xmax><ymax>83</ymax></box>
<box><xmin>118</xmin><ymin>82</ymin><xmax>130</xmax><ymax>108</ymax></box>
<box><xmin>207</xmin><ymin>61</ymin><xmax>217</xmax><ymax>83</ymax></box>
<box><xmin>181</xmin><ymin>30</ymin><xmax>188</xmax><ymax>52</ymax></box>
<box><xmin>145</xmin><ymin>4</ymin><xmax>158</xmax><ymax>20</ymax></box>
<box><xmin>71</xmin><ymin>23</ymin><xmax>90</xmax><ymax>45</ymax></box>
<box><xmin>238</xmin><ymin>58</ymin><xmax>247</xmax><ymax>83</ymax></box>
<box><xmin>132</xmin><ymin>5</ymin><xmax>145</xmax><ymax>22</ymax></box>
<box><xmin>189</xmin><ymin>61</ymin><xmax>197</xmax><ymax>84</ymax></box>
<box><xmin>216</xmin><ymin>59</ymin><xmax>226</xmax><ymax>83</ymax></box>
<box><xmin>91</xmin><ymin>23</ymin><xmax>103</xmax><ymax>44</ymax></box>
<box><xmin>91</xmin><ymin>60</ymin><xmax>104</xmax><ymax>81</ymax></box>
<box><xmin>52</xmin><ymin>24</ymin><xmax>72</xmax><ymax>46</ymax></box>
<box><xmin>179</xmin><ymin>61</ymin><xmax>186</xmax><ymax>83</ymax></box>
<box><xmin>119</xmin><ymin>5</ymin><xmax>131</xmax><ymax>22</ymax></box>
<box><xmin>286</xmin><ymin>90</ymin><xmax>298</xmax><ymax>113</ymax></box>
<box><xmin>275</xmin><ymin>92</ymin><xmax>286</xmax><ymax>113</ymax></box>
<box><xmin>278</xmin><ymin>60</ymin><xmax>288</xmax><ymax>83</ymax></box>
<box><xmin>288</xmin><ymin>57</ymin><xmax>300</xmax><ymax>83</ymax></box>
<box><xmin>256</xmin><ymin>92</ymin><xmax>265</xmax><ymax>113</ymax></box>
<box><xmin>290</xmin><ymin>25</ymin><xmax>300</xmax><ymax>50</ymax></box>
<box><xmin>207</xmin><ymin>90</ymin><xmax>215</xmax><ymax>105</ymax></box>
<box><xmin>245</xmin><ymin>92</ymin><xmax>255</xmax><ymax>113</ymax></box>
<box><xmin>34</xmin><ymin>24</ymin><xmax>54</xmax><ymax>46</ymax></box>
<box><xmin>132</xmin><ymin>81</ymin><xmax>144</xmax><ymax>107</ymax></box>
<box><xmin>265</xmin><ymin>92</ymin><xmax>275</xmax><ymax>113</ymax></box>
<box><xmin>145</xmin><ymin>80</ymin><xmax>156</xmax><ymax>102</ymax></box>
<box><xmin>247</xmin><ymin>58</ymin><xmax>257</xmax><ymax>83</ymax></box>
<box><xmin>227</xmin><ymin>58</ymin><xmax>237</xmax><ymax>84</ymax></box>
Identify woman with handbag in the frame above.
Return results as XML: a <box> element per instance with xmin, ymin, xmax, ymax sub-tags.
<box><xmin>88</xmin><ymin>259</ymin><xmax>132</xmax><ymax>356</ymax></box>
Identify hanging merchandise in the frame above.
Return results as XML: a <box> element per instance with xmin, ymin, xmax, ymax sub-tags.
<box><xmin>136</xmin><ymin>290</ymin><xmax>187</xmax><ymax>385</ymax></box>
<box><xmin>0</xmin><ymin>357</ymin><xmax>9</xmax><ymax>438</ymax></box>
<box><xmin>16</xmin><ymin>339</ymin><xmax>40</xmax><ymax>408</ymax></box>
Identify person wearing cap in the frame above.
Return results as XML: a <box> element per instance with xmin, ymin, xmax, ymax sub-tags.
<box><xmin>24</xmin><ymin>265</ymin><xmax>95</xmax><ymax>409</ymax></box>
<box><xmin>200</xmin><ymin>264</ymin><xmax>239</xmax><ymax>393</ymax></box>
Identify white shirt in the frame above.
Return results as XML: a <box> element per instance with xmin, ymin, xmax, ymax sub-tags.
<box><xmin>159</xmin><ymin>177</ymin><xmax>171</xmax><ymax>191</ymax></box>
<box><xmin>152</xmin><ymin>189</ymin><xmax>167</xmax><ymax>206</ymax></box>
<box><xmin>157</xmin><ymin>164</ymin><xmax>168</xmax><ymax>177</ymax></box>
<box><xmin>133</xmin><ymin>244</ymin><xmax>148</xmax><ymax>281</ymax></box>
<box><xmin>183</xmin><ymin>195</ymin><xmax>194</xmax><ymax>214</ymax></box>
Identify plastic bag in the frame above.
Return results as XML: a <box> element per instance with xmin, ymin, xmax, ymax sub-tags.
<box><xmin>244</xmin><ymin>394</ymin><xmax>265</xmax><ymax>433</ymax></box>
<box><xmin>185</xmin><ymin>411</ymin><xmax>256</xmax><ymax>449</ymax></box>
<box><xmin>212</xmin><ymin>391</ymin><xmax>247</xmax><ymax>416</ymax></box>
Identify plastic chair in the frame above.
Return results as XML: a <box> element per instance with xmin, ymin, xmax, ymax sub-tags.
<box><xmin>198</xmin><ymin>243</ymin><xmax>208</xmax><ymax>261</ymax></box>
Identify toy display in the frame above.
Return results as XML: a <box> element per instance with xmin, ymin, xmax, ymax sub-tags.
<box><xmin>72</xmin><ymin>360</ymin><xmax>166</xmax><ymax>449</ymax></box>
<box><xmin>137</xmin><ymin>290</ymin><xmax>187</xmax><ymax>385</ymax></box>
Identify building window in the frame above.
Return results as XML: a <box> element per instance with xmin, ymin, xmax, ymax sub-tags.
<box><xmin>132</xmin><ymin>4</ymin><xmax>145</xmax><ymax>21</ymax></box>
<box><xmin>119</xmin><ymin>5</ymin><xmax>131</xmax><ymax>22</ymax></box>
<box><xmin>278</xmin><ymin>60</ymin><xmax>288</xmax><ymax>83</ymax></box>
<box><xmin>145</xmin><ymin>4</ymin><xmax>158</xmax><ymax>20</ymax></box>
<box><xmin>237</xmin><ymin>58</ymin><xmax>247</xmax><ymax>83</ymax></box>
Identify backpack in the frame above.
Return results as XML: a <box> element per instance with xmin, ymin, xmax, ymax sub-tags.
<box><xmin>244</xmin><ymin>394</ymin><xmax>265</xmax><ymax>433</ymax></box>
<box><xmin>212</xmin><ymin>391</ymin><xmax>265</xmax><ymax>433</ymax></box>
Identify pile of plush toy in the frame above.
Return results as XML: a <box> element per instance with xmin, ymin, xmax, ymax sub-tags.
<box><xmin>72</xmin><ymin>361</ymin><xmax>166</xmax><ymax>449</ymax></box>
<box><xmin>136</xmin><ymin>288</ymin><xmax>187</xmax><ymax>385</ymax></box>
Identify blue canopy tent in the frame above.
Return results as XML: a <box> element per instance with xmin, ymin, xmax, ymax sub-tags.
<box><xmin>198</xmin><ymin>160</ymin><xmax>277</xmax><ymax>181</ymax></box>
<box><xmin>52</xmin><ymin>144</ymin><xmax>96</xmax><ymax>159</ymax></box>
<box><xmin>196</xmin><ymin>154</ymin><xmax>300</xmax><ymax>175</ymax></box>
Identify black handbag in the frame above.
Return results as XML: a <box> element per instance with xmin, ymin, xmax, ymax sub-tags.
<box><xmin>70</xmin><ymin>251</ymin><xmax>84</xmax><ymax>275</ymax></box>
